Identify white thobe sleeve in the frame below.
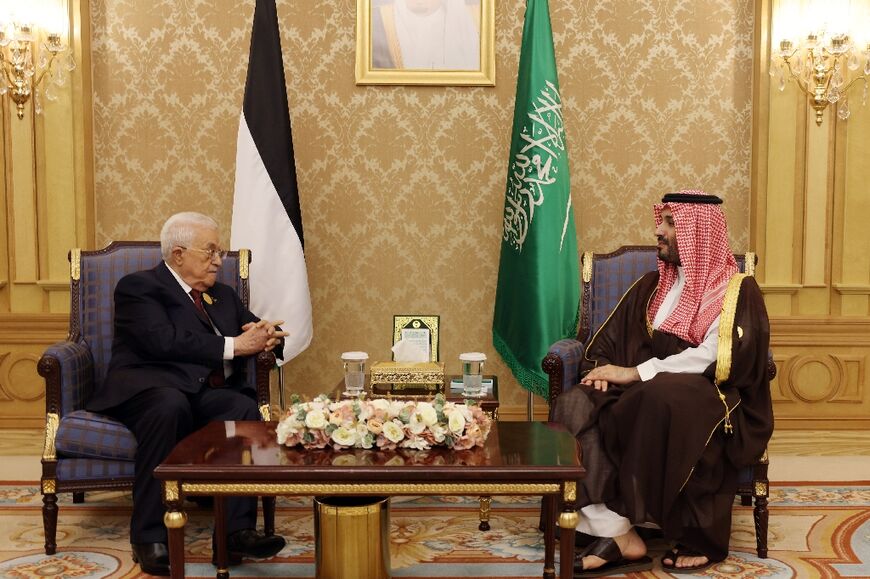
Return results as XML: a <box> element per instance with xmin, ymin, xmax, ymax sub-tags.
<box><xmin>636</xmin><ymin>316</ymin><xmax>720</xmax><ymax>381</ymax></box>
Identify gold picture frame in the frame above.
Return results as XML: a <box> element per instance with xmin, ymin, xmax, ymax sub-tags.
<box><xmin>392</xmin><ymin>315</ymin><xmax>440</xmax><ymax>362</ymax></box>
<box><xmin>355</xmin><ymin>0</ymin><xmax>495</xmax><ymax>86</ymax></box>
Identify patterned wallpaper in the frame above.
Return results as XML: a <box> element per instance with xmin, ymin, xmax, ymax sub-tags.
<box><xmin>91</xmin><ymin>0</ymin><xmax>754</xmax><ymax>406</ymax></box>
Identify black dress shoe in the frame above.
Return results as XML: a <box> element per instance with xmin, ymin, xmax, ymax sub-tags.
<box><xmin>212</xmin><ymin>529</ymin><xmax>286</xmax><ymax>565</ymax></box>
<box><xmin>131</xmin><ymin>542</ymin><xmax>170</xmax><ymax>576</ymax></box>
<box><xmin>226</xmin><ymin>528</ymin><xmax>286</xmax><ymax>560</ymax></box>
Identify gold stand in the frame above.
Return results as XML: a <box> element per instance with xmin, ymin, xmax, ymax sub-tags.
<box><xmin>314</xmin><ymin>496</ymin><xmax>391</xmax><ymax>579</ymax></box>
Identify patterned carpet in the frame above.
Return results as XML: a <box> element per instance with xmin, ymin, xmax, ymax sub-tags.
<box><xmin>0</xmin><ymin>482</ymin><xmax>867</xmax><ymax>578</ymax></box>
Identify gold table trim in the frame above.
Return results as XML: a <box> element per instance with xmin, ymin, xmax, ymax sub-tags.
<box><xmin>177</xmin><ymin>482</ymin><xmax>562</xmax><ymax>496</ymax></box>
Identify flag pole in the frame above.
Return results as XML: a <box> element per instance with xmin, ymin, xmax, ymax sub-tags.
<box><xmin>527</xmin><ymin>390</ymin><xmax>534</xmax><ymax>421</ymax></box>
<box><xmin>277</xmin><ymin>365</ymin><xmax>286</xmax><ymax>410</ymax></box>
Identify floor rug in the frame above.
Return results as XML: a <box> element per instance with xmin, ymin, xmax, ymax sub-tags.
<box><xmin>0</xmin><ymin>482</ymin><xmax>867</xmax><ymax>578</ymax></box>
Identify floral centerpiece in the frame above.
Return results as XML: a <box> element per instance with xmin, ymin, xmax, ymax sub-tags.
<box><xmin>276</xmin><ymin>393</ymin><xmax>492</xmax><ymax>451</ymax></box>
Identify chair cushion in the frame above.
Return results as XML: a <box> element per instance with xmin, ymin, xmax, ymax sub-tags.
<box><xmin>56</xmin><ymin>457</ymin><xmax>136</xmax><ymax>483</ymax></box>
<box><xmin>55</xmin><ymin>410</ymin><xmax>137</xmax><ymax>461</ymax></box>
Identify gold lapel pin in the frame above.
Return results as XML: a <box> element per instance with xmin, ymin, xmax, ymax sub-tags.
<box><xmin>203</xmin><ymin>293</ymin><xmax>215</xmax><ymax>305</ymax></box>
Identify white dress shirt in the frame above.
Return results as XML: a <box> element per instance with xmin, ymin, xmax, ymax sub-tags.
<box><xmin>636</xmin><ymin>266</ymin><xmax>720</xmax><ymax>381</ymax></box>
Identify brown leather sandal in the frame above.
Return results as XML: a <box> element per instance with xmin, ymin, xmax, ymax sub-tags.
<box><xmin>573</xmin><ymin>536</ymin><xmax>653</xmax><ymax>578</ymax></box>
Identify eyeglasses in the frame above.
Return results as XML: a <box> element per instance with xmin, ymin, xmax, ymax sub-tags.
<box><xmin>179</xmin><ymin>246</ymin><xmax>228</xmax><ymax>261</ymax></box>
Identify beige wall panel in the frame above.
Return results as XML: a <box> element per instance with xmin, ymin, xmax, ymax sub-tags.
<box><xmin>763</xmin><ymin>88</ymin><xmax>799</xmax><ymax>291</ymax></box>
<box><xmin>769</xmin><ymin>318</ymin><xmax>870</xmax><ymax>428</ymax></box>
<box><xmin>801</xmin><ymin>121</ymin><xmax>830</xmax><ymax>290</ymax></box>
<box><xmin>9</xmin><ymin>121</ymin><xmax>38</xmax><ymax>284</ymax></box>
<box><xmin>90</xmin><ymin>0</ymin><xmax>754</xmax><ymax>407</ymax></box>
<box><xmin>0</xmin><ymin>107</ymin><xmax>9</xmax><ymax>313</ymax></box>
<box><xmin>0</xmin><ymin>315</ymin><xmax>68</xmax><ymax>428</ymax></box>
<box><xmin>838</xmin><ymin>105</ymin><xmax>870</xmax><ymax>313</ymax></box>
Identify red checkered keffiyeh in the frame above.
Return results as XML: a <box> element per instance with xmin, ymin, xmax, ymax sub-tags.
<box><xmin>648</xmin><ymin>189</ymin><xmax>738</xmax><ymax>345</ymax></box>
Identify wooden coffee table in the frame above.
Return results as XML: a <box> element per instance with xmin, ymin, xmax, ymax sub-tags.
<box><xmin>154</xmin><ymin>420</ymin><xmax>584</xmax><ymax>579</ymax></box>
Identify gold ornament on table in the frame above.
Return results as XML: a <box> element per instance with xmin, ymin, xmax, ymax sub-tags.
<box><xmin>0</xmin><ymin>11</ymin><xmax>76</xmax><ymax>119</ymax></box>
<box><xmin>770</xmin><ymin>17</ymin><xmax>870</xmax><ymax>126</ymax></box>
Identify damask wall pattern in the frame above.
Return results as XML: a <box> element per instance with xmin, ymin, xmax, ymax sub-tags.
<box><xmin>91</xmin><ymin>0</ymin><xmax>753</xmax><ymax>406</ymax></box>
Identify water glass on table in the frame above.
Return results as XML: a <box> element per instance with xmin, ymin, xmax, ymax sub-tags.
<box><xmin>341</xmin><ymin>351</ymin><xmax>368</xmax><ymax>396</ymax></box>
<box><xmin>459</xmin><ymin>352</ymin><xmax>486</xmax><ymax>398</ymax></box>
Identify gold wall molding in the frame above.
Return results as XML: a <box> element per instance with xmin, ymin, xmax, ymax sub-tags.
<box><xmin>752</xmin><ymin>1</ymin><xmax>870</xmax><ymax>428</ymax></box>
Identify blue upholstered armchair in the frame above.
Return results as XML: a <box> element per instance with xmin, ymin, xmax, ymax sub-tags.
<box><xmin>38</xmin><ymin>242</ymin><xmax>276</xmax><ymax>555</ymax></box>
<box><xmin>542</xmin><ymin>246</ymin><xmax>774</xmax><ymax>558</ymax></box>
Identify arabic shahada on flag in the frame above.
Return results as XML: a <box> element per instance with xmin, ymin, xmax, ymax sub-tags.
<box><xmin>231</xmin><ymin>0</ymin><xmax>312</xmax><ymax>363</ymax></box>
<box><xmin>492</xmin><ymin>0</ymin><xmax>579</xmax><ymax>397</ymax></box>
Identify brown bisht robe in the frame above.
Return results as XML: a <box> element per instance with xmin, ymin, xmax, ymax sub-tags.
<box><xmin>553</xmin><ymin>271</ymin><xmax>773</xmax><ymax>561</ymax></box>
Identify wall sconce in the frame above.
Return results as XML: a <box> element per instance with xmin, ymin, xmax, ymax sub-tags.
<box><xmin>770</xmin><ymin>0</ymin><xmax>870</xmax><ymax>126</ymax></box>
<box><xmin>771</xmin><ymin>32</ymin><xmax>869</xmax><ymax>126</ymax></box>
<box><xmin>0</xmin><ymin>14</ymin><xmax>76</xmax><ymax>119</ymax></box>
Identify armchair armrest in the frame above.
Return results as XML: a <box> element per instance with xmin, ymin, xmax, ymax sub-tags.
<box><xmin>38</xmin><ymin>341</ymin><xmax>95</xmax><ymax>418</ymax></box>
<box><xmin>541</xmin><ymin>339</ymin><xmax>586</xmax><ymax>418</ymax></box>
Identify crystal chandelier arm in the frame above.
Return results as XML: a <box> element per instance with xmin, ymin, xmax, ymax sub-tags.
<box><xmin>31</xmin><ymin>52</ymin><xmax>59</xmax><ymax>91</ymax></box>
<box><xmin>781</xmin><ymin>57</ymin><xmax>814</xmax><ymax>97</ymax></box>
<box><xmin>840</xmin><ymin>75</ymin><xmax>867</xmax><ymax>94</ymax></box>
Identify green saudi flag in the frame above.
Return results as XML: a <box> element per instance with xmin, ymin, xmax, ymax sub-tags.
<box><xmin>492</xmin><ymin>0</ymin><xmax>579</xmax><ymax>398</ymax></box>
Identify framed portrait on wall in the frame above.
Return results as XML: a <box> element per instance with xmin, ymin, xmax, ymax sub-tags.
<box><xmin>355</xmin><ymin>0</ymin><xmax>495</xmax><ymax>86</ymax></box>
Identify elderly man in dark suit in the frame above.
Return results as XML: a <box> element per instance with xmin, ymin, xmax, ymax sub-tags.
<box><xmin>87</xmin><ymin>212</ymin><xmax>288</xmax><ymax>576</ymax></box>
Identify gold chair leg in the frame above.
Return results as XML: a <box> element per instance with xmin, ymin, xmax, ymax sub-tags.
<box><xmin>478</xmin><ymin>496</ymin><xmax>492</xmax><ymax>531</ymax></box>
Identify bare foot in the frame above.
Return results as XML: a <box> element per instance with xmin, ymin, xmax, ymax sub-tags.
<box><xmin>580</xmin><ymin>528</ymin><xmax>647</xmax><ymax>571</ymax></box>
<box><xmin>662</xmin><ymin>549</ymin><xmax>709</xmax><ymax>569</ymax></box>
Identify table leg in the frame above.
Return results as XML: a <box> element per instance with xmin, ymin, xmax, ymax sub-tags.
<box><xmin>164</xmin><ymin>507</ymin><xmax>188</xmax><ymax>579</ymax></box>
<box><xmin>477</xmin><ymin>496</ymin><xmax>492</xmax><ymax>531</ymax></box>
<box><xmin>214</xmin><ymin>496</ymin><xmax>229</xmax><ymax>579</ymax></box>
<box><xmin>557</xmin><ymin>482</ymin><xmax>579</xmax><ymax>579</ymax></box>
<box><xmin>262</xmin><ymin>496</ymin><xmax>276</xmax><ymax>536</ymax></box>
<box><xmin>541</xmin><ymin>495</ymin><xmax>556</xmax><ymax>579</ymax></box>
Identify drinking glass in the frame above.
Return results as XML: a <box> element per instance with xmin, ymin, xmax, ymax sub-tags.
<box><xmin>459</xmin><ymin>352</ymin><xmax>486</xmax><ymax>397</ymax></box>
<box><xmin>341</xmin><ymin>351</ymin><xmax>368</xmax><ymax>396</ymax></box>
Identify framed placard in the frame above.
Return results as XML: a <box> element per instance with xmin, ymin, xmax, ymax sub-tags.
<box><xmin>393</xmin><ymin>315</ymin><xmax>440</xmax><ymax>362</ymax></box>
<box><xmin>355</xmin><ymin>0</ymin><xmax>496</xmax><ymax>86</ymax></box>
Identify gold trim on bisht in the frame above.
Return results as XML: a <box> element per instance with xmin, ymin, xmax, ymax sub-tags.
<box><xmin>714</xmin><ymin>273</ymin><xmax>748</xmax><ymax>433</ymax></box>
<box><xmin>238</xmin><ymin>249</ymin><xmax>250</xmax><ymax>279</ymax></box>
<box><xmin>70</xmin><ymin>248</ymin><xmax>81</xmax><ymax>281</ymax></box>
<box><xmin>581</xmin><ymin>252</ymin><xmax>593</xmax><ymax>283</ymax></box>
<box><xmin>744</xmin><ymin>252</ymin><xmax>756</xmax><ymax>277</ymax></box>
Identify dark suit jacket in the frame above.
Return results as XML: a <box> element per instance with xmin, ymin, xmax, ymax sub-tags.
<box><xmin>87</xmin><ymin>262</ymin><xmax>260</xmax><ymax>412</ymax></box>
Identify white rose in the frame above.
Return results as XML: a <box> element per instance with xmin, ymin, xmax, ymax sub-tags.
<box><xmin>305</xmin><ymin>410</ymin><xmax>328</xmax><ymax>430</ymax></box>
<box><xmin>357</xmin><ymin>402</ymin><xmax>373</xmax><ymax>421</ymax></box>
<box><xmin>331</xmin><ymin>426</ymin><xmax>357</xmax><ymax>447</ymax></box>
<box><xmin>448</xmin><ymin>410</ymin><xmax>466</xmax><ymax>434</ymax></box>
<box><xmin>356</xmin><ymin>424</ymin><xmax>375</xmax><ymax>449</ymax></box>
<box><xmin>371</xmin><ymin>399</ymin><xmax>390</xmax><ymax>412</ymax></box>
<box><xmin>408</xmin><ymin>411</ymin><xmax>427</xmax><ymax>435</ymax></box>
<box><xmin>416</xmin><ymin>402</ymin><xmax>438</xmax><ymax>426</ymax></box>
<box><xmin>387</xmin><ymin>400</ymin><xmax>406</xmax><ymax>418</ymax></box>
<box><xmin>429</xmin><ymin>423</ymin><xmax>446</xmax><ymax>443</ymax></box>
<box><xmin>276</xmin><ymin>419</ymin><xmax>294</xmax><ymax>444</ymax></box>
<box><xmin>382</xmin><ymin>420</ymin><xmax>405</xmax><ymax>443</ymax></box>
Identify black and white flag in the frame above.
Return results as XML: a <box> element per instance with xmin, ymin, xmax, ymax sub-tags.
<box><xmin>231</xmin><ymin>0</ymin><xmax>312</xmax><ymax>362</ymax></box>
